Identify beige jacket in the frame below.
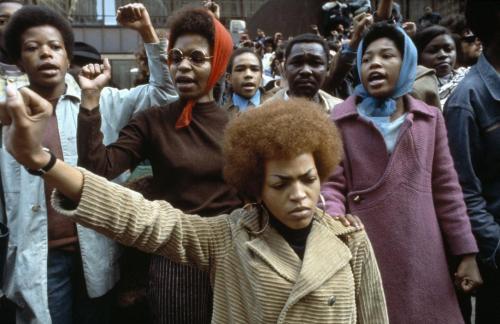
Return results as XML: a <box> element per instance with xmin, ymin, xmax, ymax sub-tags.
<box><xmin>269</xmin><ymin>89</ymin><xmax>343</xmax><ymax>115</ymax></box>
<box><xmin>411</xmin><ymin>65</ymin><xmax>441</xmax><ymax>110</ymax></box>
<box><xmin>53</xmin><ymin>169</ymin><xmax>388</xmax><ymax>324</ymax></box>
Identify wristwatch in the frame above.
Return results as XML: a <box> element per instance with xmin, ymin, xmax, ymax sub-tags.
<box><xmin>25</xmin><ymin>148</ymin><xmax>57</xmax><ymax>176</ymax></box>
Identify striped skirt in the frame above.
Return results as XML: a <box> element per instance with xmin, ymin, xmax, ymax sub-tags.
<box><xmin>147</xmin><ymin>255</ymin><xmax>213</xmax><ymax>324</ymax></box>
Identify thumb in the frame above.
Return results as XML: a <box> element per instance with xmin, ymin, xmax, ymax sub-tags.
<box><xmin>18</xmin><ymin>87</ymin><xmax>53</xmax><ymax>117</ymax></box>
<box><xmin>102</xmin><ymin>57</ymin><xmax>111</xmax><ymax>71</ymax></box>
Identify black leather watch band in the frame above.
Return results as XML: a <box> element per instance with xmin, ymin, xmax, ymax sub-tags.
<box><xmin>25</xmin><ymin>149</ymin><xmax>57</xmax><ymax>176</ymax></box>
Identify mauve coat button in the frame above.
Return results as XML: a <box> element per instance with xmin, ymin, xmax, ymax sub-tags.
<box><xmin>328</xmin><ymin>295</ymin><xmax>336</xmax><ymax>306</ymax></box>
<box><xmin>353</xmin><ymin>195</ymin><xmax>361</xmax><ymax>203</ymax></box>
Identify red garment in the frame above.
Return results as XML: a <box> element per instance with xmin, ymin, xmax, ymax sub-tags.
<box><xmin>168</xmin><ymin>16</ymin><xmax>233</xmax><ymax>129</ymax></box>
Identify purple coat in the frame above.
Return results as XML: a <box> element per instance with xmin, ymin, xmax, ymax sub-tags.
<box><xmin>322</xmin><ymin>95</ymin><xmax>478</xmax><ymax>324</ymax></box>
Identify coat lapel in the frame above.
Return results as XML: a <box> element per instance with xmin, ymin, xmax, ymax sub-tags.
<box><xmin>286</xmin><ymin>214</ymin><xmax>354</xmax><ymax>307</ymax></box>
<box><xmin>246</xmin><ymin>226</ymin><xmax>302</xmax><ymax>283</ymax></box>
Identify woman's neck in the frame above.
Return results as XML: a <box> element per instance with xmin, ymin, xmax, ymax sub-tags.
<box><xmin>390</xmin><ymin>97</ymin><xmax>406</xmax><ymax>121</ymax></box>
<box><xmin>196</xmin><ymin>89</ymin><xmax>215</xmax><ymax>103</ymax></box>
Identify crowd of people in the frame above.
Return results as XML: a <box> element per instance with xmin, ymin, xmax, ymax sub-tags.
<box><xmin>0</xmin><ymin>0</ymin><xmax>498</xmax><ymax>323</ymax></box>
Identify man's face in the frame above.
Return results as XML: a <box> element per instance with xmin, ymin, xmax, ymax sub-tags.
<box><xmin>0</xmin><ymin>2</ymin><xmax>22</xmax><ymax>40</ymax></box>
<box><xmin>285</xmin><ymin>42</ymin><xmax>328</xmax><ymax>99</ymax></box>
<box><xmin>18</xmin><ymin>25</ymin><xmax>69</xmax><ymax>92</ymax></box>
<box><xmin>228</xmin><ymin>52</ymin><xmax>262</xmax><ymax>99</ymax></box>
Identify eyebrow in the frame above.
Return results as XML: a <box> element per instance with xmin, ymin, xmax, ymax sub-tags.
<box><xmin>363</xmin><ymin>47</ymin><xmax>397</xmax><ymax>55</ymax></box>
<box><xmin>270</xmin><ymin>168</ymin><xmax>315</xmax><ymax>180</ymax></box>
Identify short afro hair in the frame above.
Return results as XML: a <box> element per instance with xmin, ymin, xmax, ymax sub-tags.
<box><xmin>285</xmin><ymin>33</ymin><xmax>330</xmax><ymax>65</ymax></box>
<box><xmin>465</xmin><ymin>0</ymin><xmax>499</xmax><ymax>47</ymax></box>
<box><xmin>226</xmin><ymin>47</ymin><xmax>262</xmax><ymax>73</ymax></box>
<box><xmin>167</xmin><ymin>8</ymin><xmax>215</xmax><ymax>52</ymax></box>
<box><xmin>414</xmin><ymin>25</ymin><xmax>455</xmax><ymax>64</ymax></box>
<box><xmin>223</xmin><ymin>98</ymin><xmax>343</xmax><ymax>200</ymax></box>
<box><xmin>4</xmin><ymin>5</ymin><xmax>74</xmax><ymax>62</ymax></box>
<box><xmin>361</xmin><ymin>22</ymin><xmax>405</xmax><ymax>57</ymax></box>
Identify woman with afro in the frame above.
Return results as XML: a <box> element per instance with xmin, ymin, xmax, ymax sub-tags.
<box><xmin>1</xmin><ymin>90</ymin><xmax>389</xmax><ymax>322</ymax></box>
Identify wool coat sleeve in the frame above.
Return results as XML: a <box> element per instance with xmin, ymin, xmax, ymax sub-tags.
<box><xmin>321</xmin><ymin>163</ymin><xmax>348</xmax><ymax>216</ymax></box>
<box><xmin>52</xmin><ymin>168</ymin><xmax>232</xmax><ymax>272</ymax></box>
<box><xmin>431</xmin><ymin>112</ymin><xmax>478</xmax><ymax>256</ymax></box>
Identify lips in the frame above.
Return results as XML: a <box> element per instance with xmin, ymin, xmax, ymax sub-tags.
<box><xmin>367</xmin><ymin>71</ymin><xmax>387</xmax><ymax>87</ymax></box>
<box><xmin>295</xmin><ymin>79</ymin><xmax>316</xmax><ymax>87</ymax></box>
<box><xmin>37</xmin><ymin>62</ymin><xmax>60</xmax><ymax>77</ymax></box>
<box><xmin>175</xmin><ymin>76</ymin><xmax>196</xmax><ymax>84</ymax></box>
<box><xmin>289</xmin><ymin>206</ymin><xmax>312</xmax><ymax>218</ymax></box>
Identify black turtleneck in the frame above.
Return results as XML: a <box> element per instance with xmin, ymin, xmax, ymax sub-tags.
<box><xmin>269</xmin><ymin>214</ymin><xmax>313</xmax><ymax>260</ymax></box>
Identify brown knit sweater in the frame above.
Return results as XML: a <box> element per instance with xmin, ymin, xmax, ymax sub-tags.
<box><xmin>77</xmin><ymin>100</ymin><xmax>242</xmax><ymax>216</ymax></box>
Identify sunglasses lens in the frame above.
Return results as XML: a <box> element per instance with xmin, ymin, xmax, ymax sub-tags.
<box><xmin>190</xmin><ymin>50</ymin><xmax>207</xmax><ymax>65</ymax></box>
<box><xmin>463</xmin><ymin>35</ymin><xmax>477</xmax><ymax>43</ymax></box>
<box><xmin>169</xmin><ymin>49</ymin><xmax>183</xmax><ymax>64</ymax></box>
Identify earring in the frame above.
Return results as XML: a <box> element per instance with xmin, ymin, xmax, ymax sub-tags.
<box><xmin>319</xmin><ymin>194</ymin><xmax>326</xmax><ymax>218</ymax></box>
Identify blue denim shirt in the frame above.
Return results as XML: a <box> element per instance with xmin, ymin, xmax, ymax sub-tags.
<box><xmin>444</xmin><ymin>54</ymin><xmax>500</xmax><ymax>269</ymax></box>
<box><xmin>0</xmin><ymin>41</ymin><xmax>178</xmax><ymax>323</ymax></box>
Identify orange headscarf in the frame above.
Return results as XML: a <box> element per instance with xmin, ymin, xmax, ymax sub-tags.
<box><xmin>168</xmin><ymin>15</ymin><xmax>234</xmax><ymax>129</ymax></box>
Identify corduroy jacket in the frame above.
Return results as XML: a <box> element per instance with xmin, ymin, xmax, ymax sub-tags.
<box><xmin>53</xmin><ymin>169</ymin><xmax>388</xmax><ymax>324</ymax></box>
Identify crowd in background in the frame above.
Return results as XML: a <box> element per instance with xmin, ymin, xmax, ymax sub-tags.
<box><xmin>0</xmin><ymin>0</ymin><xmax>498</xmax><ymax>324</ymax></box>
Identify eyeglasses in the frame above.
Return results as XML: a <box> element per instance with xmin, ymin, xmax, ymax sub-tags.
<box><xmin>462</xmin><ymin>35</ymin><xmax>478</xmax><ymax>43</ymax></box>
<box><xmin>168</xmin><ymin>48</ymin><xmax>213</xmax><ymax>66</ymax></box>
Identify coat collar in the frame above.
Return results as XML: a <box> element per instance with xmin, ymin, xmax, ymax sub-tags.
<box><xmin>240</xmin><ymin>207</ymin><xmax>357</xmax><ymax>301</ymax></box>
<box><xmin>333</xmin><ymin>94</ymin><xmax>436</xmax><ymax>122</ymax></box>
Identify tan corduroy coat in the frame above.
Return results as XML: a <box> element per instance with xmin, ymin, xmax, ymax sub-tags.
<box><xmin>54</xmin><ymin>170</ymin><xmax>388</xmax><ymax>324</ymax></box>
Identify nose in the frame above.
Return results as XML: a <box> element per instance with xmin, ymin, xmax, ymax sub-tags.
<box><xmin>243</xmin><ymin>68</ymin><xmax>253</xmax><ymax>79</ymax></box>
<box><xmin>40</xmin><ymin>44</ymin><xmax>53</xmax><ymax>58</ymax></box>
<box><xmin>290</xmin><ymin>182</ymin><xmax>307</xmax><ymax>202</ymax></box>
<box><xmin>436</xmin><ymin>48</ymin><xmax>448</xmax><ymax>59</ymax></box>
<box><xmin>177</xmin><ymin>57</ymin><xmax>192</xmax><ymax>71</ymax></box>
<box><xmin>298</xmin><ymin>64</ymin><xmax>313</xmax><ymax>76</ymax></box>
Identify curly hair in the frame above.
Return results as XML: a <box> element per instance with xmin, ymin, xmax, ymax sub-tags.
<box><xmin>223</xmin><ymin>98</ymin><xmax>343</xmax><ymax>200</ymax></box>
<box><xmin>4</xmin><ymin>5</ymin><xmax>74</xmax><ymax>62</ymax></box>
<box><xmin>167</xmin><ymin>8</ymin><xmax>215</xmax><ymax>50</ymax></box>
<box><xmin>361</xmin><ymin>22</ymin><xmax>405</xmax><ymax>57</ymax></box>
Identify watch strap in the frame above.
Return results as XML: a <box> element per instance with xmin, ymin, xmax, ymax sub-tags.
<box><xmin>25</xmin><ymin>149</ymin><xmax>57</xmax><ymax>176</ymax></box>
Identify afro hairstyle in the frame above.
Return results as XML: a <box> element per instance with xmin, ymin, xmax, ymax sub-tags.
<box><xmin>361</xmin><ymin>22</ymin><xmax>405</xmax><ymax>58</ymax></box>
<box><xmin>3</xmin><ymin>5</ymin><xmax>74</xmax><ymax>62</ymax></box>
<box><xmin>465</xmin><ymin>0</ymin><xmax>500</xmax><ymax>47</ymax></box>
<box><xmin>223</xmin><ymin>98</ymin><xmax>343</xmax><ymax>201</ymax></box>
<box><xmin>167</xmin><ymin>7</ymin><xmax>215</xmax><ymax>52</ymax></box>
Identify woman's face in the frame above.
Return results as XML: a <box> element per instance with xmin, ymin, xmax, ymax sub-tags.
<box><xmin>361</xmin><ymin>37</ymin><xmax>402</xmax><ymax>98</ymax></box>
<box><xmin>169</xmin><ymin>33</ymin><xmax>212</xmax><ymax>100</ymax></box>
<box><xmin>420</xmin><ymin>34</ymin><xmax>456</xmax><ymax>78</ymax></box>
<box><xmin>261</xmin><ymin>153</ymin><xmax>320</xmax><ymax>230</ymax></box>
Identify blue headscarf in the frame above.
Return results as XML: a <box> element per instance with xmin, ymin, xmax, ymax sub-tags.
<box><xmin>354</xmin><ymin>26</ymin><xmax>417</xmax><ymax>117</ymax></box>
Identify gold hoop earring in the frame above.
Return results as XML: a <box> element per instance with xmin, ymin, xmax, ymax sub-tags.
<box><xmin>319</xmin><ymin>194</ymin><xmax>326</xmax><ymax>218</ymax></box>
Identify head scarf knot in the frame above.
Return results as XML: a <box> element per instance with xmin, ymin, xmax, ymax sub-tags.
<box><xmin>169</xmin><ymin>15</ymin><xmax>233</xmax><ymax>129</ymax></box>
<box><xmin>354</xmin><ymin>26</ymin><xmax>417</xmax><ymax>117</ymax></box>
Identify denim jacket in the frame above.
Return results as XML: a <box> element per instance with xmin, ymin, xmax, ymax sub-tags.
<box><xmin>444</xmin><ymin>54</ymin><xmax>500</xmax><ymax>269</ymax></box>
<box><xmin>0</xmin><ymin>41</ymin><xmax>178</xmax><ymax>323</ymax></box>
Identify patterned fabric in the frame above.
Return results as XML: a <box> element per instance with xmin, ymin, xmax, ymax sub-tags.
<box><xmin>53</xmin><ymin>169</ymin><xmax>389</xmax><ymax>324</ymax></box>
<box><xmin>438</xmin><ymin>67</ymin><xmax>469</xmax><ymax>108</ymax></box>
